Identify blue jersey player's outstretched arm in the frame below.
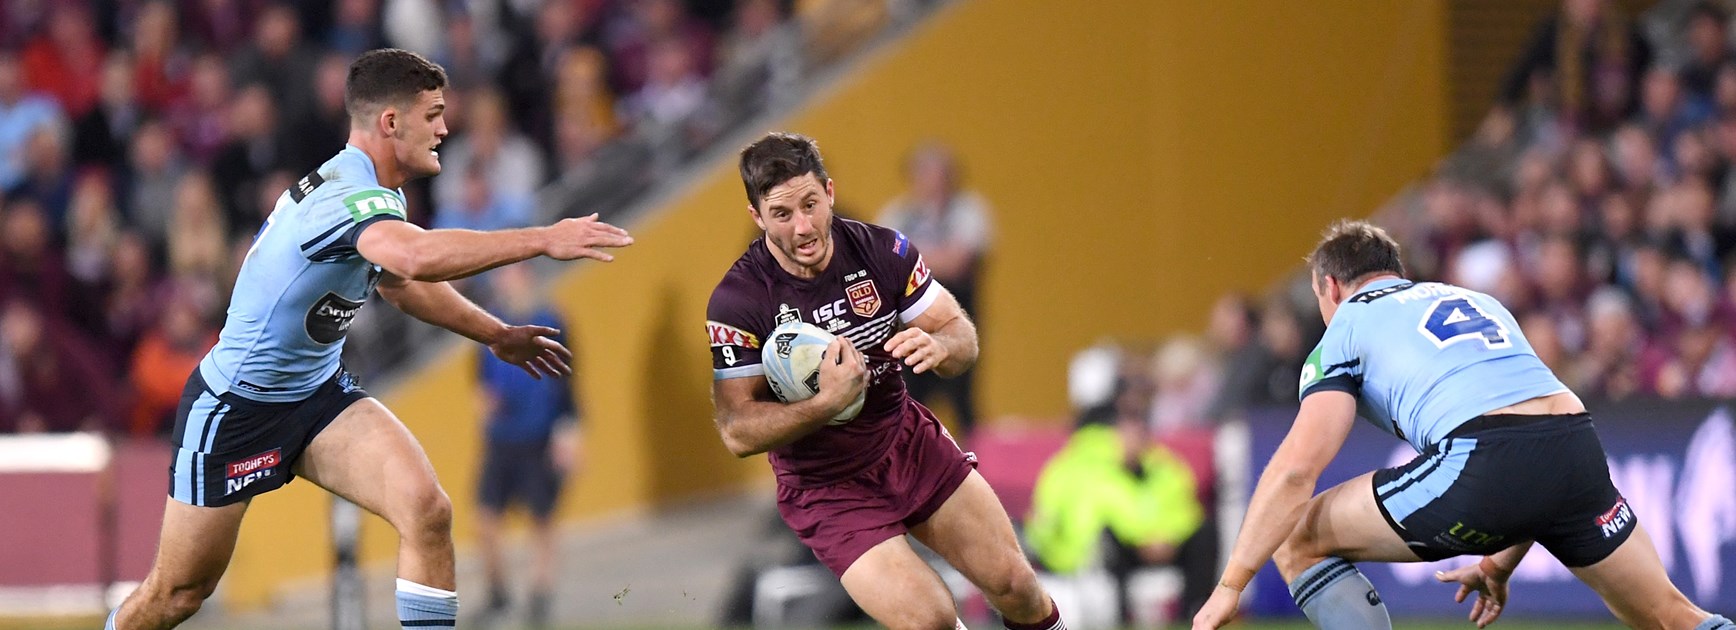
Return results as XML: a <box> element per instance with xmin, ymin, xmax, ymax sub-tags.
<box><xmin>356</xmin><ymin>211</ymin><xmax>631</xmax><ymax>283</ymax></box>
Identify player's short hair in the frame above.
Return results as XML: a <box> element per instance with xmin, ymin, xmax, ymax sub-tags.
<box><xmin>345</xmin><ymin>48</ymin><xmax>447</xmax><ymax>124</ymax></box>
<box><xmin>1306</xmin><ymin>219</ymin><xmax>1405</xmax><ymax>285</ymax></box>
<box><xmin>739</xmin><ymin>132</ymin><xmax>829</xmax><ymax>210</ymax></box>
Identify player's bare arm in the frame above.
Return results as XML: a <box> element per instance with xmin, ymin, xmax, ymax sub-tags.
<box><xmin>711</xmin><ymin>336</ymin><xmax>869</xmax><ymax>457</ymax></box>
<box><xmin>375</xmin><ymin>273</ymin><xmax>572</xmax><ymax>379</ymax></box>
<box><xmin>356</xmin><ymin>213</ymin><xmax>633</xmax><ymax>283</ymax></box>
<box><xmin>1194</xmin><ymin>390</ymin><xmax>1358</xmax><ymax>630</ymax></box>
<box><xmin>884</xmin><ymin>284</ymin><xmax>977</xmax><ymax>377</ymax></box>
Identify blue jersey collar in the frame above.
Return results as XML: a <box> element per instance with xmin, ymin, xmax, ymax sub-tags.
<box><xmin>1343</xmin><ymin>277</ymin><xmax>1411</xmax><ymax>304</ymax></box>
<box><xmin>341</xmin><ymin>144</ymin><xmax>381</xmax><ymax>186</ymax></box>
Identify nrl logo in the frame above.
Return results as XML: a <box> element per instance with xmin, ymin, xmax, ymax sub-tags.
<box><xmin>775</xmin><ymin>303</ymin><xmax>801</xmax><ymax>325</ymax></box>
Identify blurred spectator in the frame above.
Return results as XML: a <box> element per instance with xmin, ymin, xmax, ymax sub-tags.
<box><xmin>1637</xmin><ymin>66</ymin><xmax>1710</xmax><ymax>155</ymax></box>
<box><xmin>129</xmin><ymin>0</ymin><xmax>191</xmax><ymax>113</ymax></box>
<box><xmin>549</xmin><ymin>47</ymin><xmax>620</xmax><ymax>171</ymax></box>
<box><xmin>211</xmin><ymin>84</ymin><xmax>288</xmax><ymax>237</ymax></box>
<box><xmin>617</xmin><ymin>36</ymin><xmax>709</xmax><ymax>133</ymax></box>
<box><xmin>101</xmin><ymin>232</ymin><xmax>162</xmax><ymax>361</ymax></box>
<box><xmin>21</xmin><ymin>4</ymin><xmax>105</xmax><ymax>118</ymax></box>
<box><xmin>0</xmin><ymin>49</ymin><xmax>62</xmax><ymax>191</ymax></box>
<box><xmin>1026</xmin><ymin>351</ymin><xmax>1213</xmax><ymax>622</ymax></box>
<box><xmin>1203</xmin><ymin>293</ymin><xmax>1263</xmax><ymax>422</ymax></box>
<box><xmin>472</xmin><ymin>263</ymin><xmax>581</xmax><ymax>628</ymax></box>
<box><xmin>0</xmin><ymin>298</ymin><xmax>114</xmax><ymax>433</ymax></box>
<box><xmin>126</xmin><ymin>280</ymin><xmax>217</xmax><ymax>438</ymax></box>
<box><xmin>167</xmin><ymin>170</ymin><xmax>230</xmax><ymax>286</ymax></box>
<box><xmin>875</xmin><ymin>142</ymin><xmax>992</xmax><ymax>435</ymax></box>
<box><xmin>72</xmin><ymin>52</ymin><xmax>141</xmax><ymax>169</ymax></box>
<box><xmin>326</xmin><ymin>0</ymin><xmax>385</xmax><ymax>57</ymax></box>
<box><xmin>168</xmin><ymin>53</ymin><xmax>231</xmax><ymax>163</ymax></box>
<box><xmin>1149</xmin><ymin>335</ymin><xmax>1219</xmax><ymax>435</ymax></box>
<box><xmin>123</xmin><ymin>118</ymin><xmax>186</xmax><ymax>249</ymax></box>
<box><xmin>433</xmin><ymin>85</ymin><xmax>544</xmax><ymax>216</ymax></box>
<box><xmin>712</xmin><ymin>0</ymin><xmax>799</xmax><ymax>113</ymax></box>
<box><xmin>230</xmin><ymin>3</ymin><xmax>319</xmax><ymax>127</ymax></box>
<box><xmin>183</xmin><ymin>0</ymin><xmax>257</xmax><ymax>52</ymax></box>
<box><xmin>8</xmin><ymin>122</ymin><xmax>73</xmax><ymax>227</ymax></box>
<box><xmin>284</xmin><ymin>52</ymin><xmax>352</xmax><ymax>173</ymax></box>
<box><xmin>498</xmin><ymin>0</ymin><xmax>605</xmax><ymax>142</ymax></box>
<box><xmin>434</xmin><ymin>162</ymin><xmax>533</xmax><ymax>232</ymax></box>
<box><xmin>1680</xmin><ymin>1</ymin><xmax>1729</xmax><ymax>106</ymax></box>
<box><xmin>63</xmin><ymin>171</ymin><xmax>123</xmax><ymax>340</ymax></box>
<box><xmin>1499</xmin><ymin>0</ymin><xmax>1650</xmax><ymax>136</ymax></box>
<box><xmin>0</xmin><ymin>198</ymin><xmax>69</xmax><ymax>317</ymax></box>
<box><xmin>605</xmin><ymin>0</ymin><xmax>715</xmax><ymax>96</ymax></box>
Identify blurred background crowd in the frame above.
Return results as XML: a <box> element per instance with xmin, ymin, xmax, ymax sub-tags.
<box><xmin>1086</xmin><ymin>0</ymin><xmax>1736</xmax><ymax>442</ymax></box>
<box><xmin>0</xmin><ymin>0</ymin><xmax>908</xmax><ymax>437</ymax></box>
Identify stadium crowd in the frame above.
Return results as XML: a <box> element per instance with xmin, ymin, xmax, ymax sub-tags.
<box><xmin>0</xmin><ymin>0</ymin><xmax>892</xmax><ymax>436</ymax></box>
<box><xmin>1107</xmin><ymin>0</ymin><xmax>1736</xmax><ymax>438</ymax></box>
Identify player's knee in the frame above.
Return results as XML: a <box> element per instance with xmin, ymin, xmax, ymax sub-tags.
<box><xmin>1273</xmin><ymin>536</ymin><xmax>1319</xmax><ymax>580</ymax></box>
<box><xmin>888</xmin><ymin>604</ymin><xmax>958</xmax><ymax>630</ymax></box>
<box><xmin>161</xmin><ymin>578</ymin><xmax>219</xmax><ymax>621</ymax></box>
<box><xmin>978</xmin><ymin>560</ymin><xmax>1041</xmax><ymax>604</ymax></box>
<box><xmin>397</xmin><ymin>483</ymin><xmax>453</xmax><ymax>541</ymax></box>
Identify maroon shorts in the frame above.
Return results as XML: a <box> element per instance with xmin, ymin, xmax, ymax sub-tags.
<box><xmin>775</xmin><ymin>406</ymin><xmax>978</xmax><ymax>576</ymax></box>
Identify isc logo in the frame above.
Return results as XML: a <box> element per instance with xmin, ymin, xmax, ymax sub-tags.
<box><xmin>812</xmin><ymin>298</ymin><xmax>850</xmax><ymax>323</ymax></box>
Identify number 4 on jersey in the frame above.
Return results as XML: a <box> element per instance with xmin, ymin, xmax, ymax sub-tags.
<box><xmin>1418</xmin><ymin>296</ymin><xmax>1510</xmax><ymax>349</ymax></box>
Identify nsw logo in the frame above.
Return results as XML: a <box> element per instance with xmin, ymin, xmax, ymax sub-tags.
<box><xmin>1595</xmin><ymin>496</ymin><xmax>1634</xmax><ymax>539</ymax></box>
<box><xmin>225</xmin><ymin>448</ymin><xmax>281</xmax><ymax>495</ymax></box>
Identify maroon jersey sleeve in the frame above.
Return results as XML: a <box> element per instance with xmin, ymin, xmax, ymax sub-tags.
<box><xmin>874</xmin><ymin>227</ymin><xmax>938</xmax><ymax>323</ymax></box>
<box><xmin>707</xmin><ymin>271</ymin><xmax>770</xmax><ymax>380</ymax></box>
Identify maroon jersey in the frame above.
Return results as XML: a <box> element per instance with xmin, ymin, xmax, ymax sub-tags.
<box><xmin>707</xmin><ymin>217</ymin><xmax>939</xmax><ymax>487</ymax></box>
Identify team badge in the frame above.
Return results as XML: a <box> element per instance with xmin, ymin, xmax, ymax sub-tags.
<box><xmin>775</xmin><ymin>303</ymin><xmax>801</xmax><ymax>326</ymax></box>
<box><xmin>847</xmin><ymin>280</ymin><xmax>881</xmax><ymax>317</ymax></box>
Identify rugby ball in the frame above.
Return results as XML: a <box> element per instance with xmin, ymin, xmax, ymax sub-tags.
<box><xmin>762</xmin><ymin>321</ymin><xmax>867</xmax><ymax>423</ymax></box>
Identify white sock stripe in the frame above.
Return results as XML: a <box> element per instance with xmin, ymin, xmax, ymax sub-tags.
<box><xmin>395</xmin><ymin>578</ymin><xmax>457</xmax><ymax>600</ymax></box>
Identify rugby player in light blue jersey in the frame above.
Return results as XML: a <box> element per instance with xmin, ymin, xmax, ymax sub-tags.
<box><xmin>108</xmin><ymin>49</ymin><xmax>632</xmax><ymax>630</ymax></box>
<box><xmin>1195</xmin><ymin>221</ymin><xmax>1730</xmax><ymax>630</ymax></box>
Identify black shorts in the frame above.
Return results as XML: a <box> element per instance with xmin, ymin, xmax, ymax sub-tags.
<box><xmin>476</xmin><ymin>440</ymin><xmax>564</xmax><ymax>519</ymax></box>
<box><xmin>168</xmin><ymin>367</ymin><xmax>369</xmax><ymax>507</ymax></box>
<box><xmin>1371</xmin><ymin>413</ymin><xmax>1634</xmax><ymax>567</ymax></box>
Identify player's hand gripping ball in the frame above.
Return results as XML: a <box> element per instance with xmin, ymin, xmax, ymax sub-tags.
<box><xmin>762</xmin><ymin>321</ymin><xmax>867</xmax><ymax>424</ymax></box>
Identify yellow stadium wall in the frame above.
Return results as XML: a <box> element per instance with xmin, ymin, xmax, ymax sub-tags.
<box><xmin>219</xmin><ymin>0</ymin><xmax>1449</xmax><ymax>608</ymax></box>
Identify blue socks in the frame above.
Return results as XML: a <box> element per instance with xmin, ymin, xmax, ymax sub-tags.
<box><xmin>396</xmin><ymin>578</ymin><xmax>459</xmax><ymax>628</ymax></box>
<box><xmin>1698</xmin><ymin>615</ymin><xmax>1735</xmax><ymax>629</ymax></box>
<box><xmin>1288</xmin><ymin>557</ymin><xmax>1391</xmax><ymax>630</ymax></box>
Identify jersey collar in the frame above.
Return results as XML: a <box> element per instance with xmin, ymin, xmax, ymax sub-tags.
<box><xmin>1344</xmin><ymin>277</ymin><xmax>1411</xmax><ymax>304</ymax></box>
<box><xmin>341</xmin><ymin>143</ymin><xmax>381</xmax><ymax>186</ymax></box>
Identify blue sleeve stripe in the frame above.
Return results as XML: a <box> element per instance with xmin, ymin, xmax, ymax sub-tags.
<box><xmin>300</xmin><ymin>221</ymin><xmax>351</xmax><ymax>252</ymax></box>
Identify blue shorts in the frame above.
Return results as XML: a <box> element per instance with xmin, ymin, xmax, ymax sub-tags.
<box><xmin>168</xmin><ymin>367</ymin><xmax>368</xmax><ymax>507</ymax></box>
<box><xmin>476</xmin><ymin>440</ymin><xmax>564</xmax><ymax>519</ymax></box>
<box><xmin>1372</xmin><ymin>413</ymin><xmax>1634</xmax><ymax>567</ymax></box>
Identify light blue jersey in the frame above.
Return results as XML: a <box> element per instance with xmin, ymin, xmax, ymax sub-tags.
<box><xmin>1298</xmin><ymin>278</ymin><xmax>1569</xmax><ymax>452</ymax></box>
<box><xmin>198</xmin><ymin>145</ymin><xmax>407</xmax><ymax>403</ymax></box>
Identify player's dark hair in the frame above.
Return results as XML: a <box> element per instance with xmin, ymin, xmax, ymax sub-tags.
<box><xmin>739</xmin><ymin>132</ymin><xmax>829</xmax><ymax>210</ymax></box>
<box><xmin>345</xmin><ymin>48</ymin><xmax>447</xmax><ymax>124</ymax></box>
<box><xmin>1307</xmin><ymin>219</ymin><xmax>1405</xmax><ymax>285</ymax></box>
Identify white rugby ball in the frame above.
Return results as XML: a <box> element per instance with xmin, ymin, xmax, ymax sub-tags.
<box><xmin>762</xmin><ymin>321</ymin><xmax>867</xmax><ymax>423</ymax></box>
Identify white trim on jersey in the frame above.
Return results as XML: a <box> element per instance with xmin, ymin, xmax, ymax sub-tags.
<box><xmin>713</xmin><ymin>364</ymin><xmax>762</xmax><ymax>380</ymax></box>
<box><xmin>899</xmin><ymin>280</ymin><xmax>943</xmax><ymax>323</ymax></box>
